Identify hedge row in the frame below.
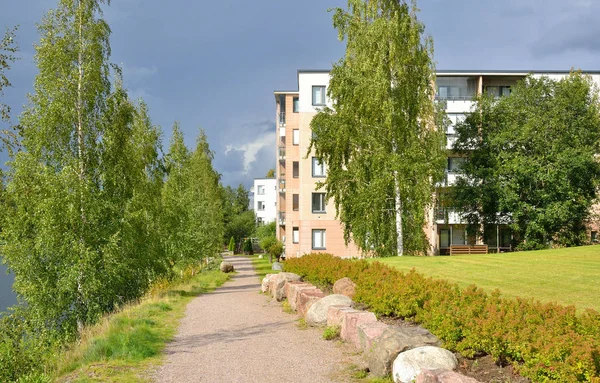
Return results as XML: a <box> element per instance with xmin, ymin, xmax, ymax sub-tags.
<box><xmin>284</xmin><ymin>253</ymin><xmax>600</xmax><ymax>383</ymax></box>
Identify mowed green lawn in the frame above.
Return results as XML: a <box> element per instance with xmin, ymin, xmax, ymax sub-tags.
<box><xmin>376</xmin><ymin>246</ymin><xmax>600</xmax><ymax>312</ymax></box>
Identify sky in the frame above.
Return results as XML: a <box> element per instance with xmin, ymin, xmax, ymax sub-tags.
<box><xmin>1</xmin><ymin>0</ymin><xmax>600</xmax><ymax>190</ymax></box>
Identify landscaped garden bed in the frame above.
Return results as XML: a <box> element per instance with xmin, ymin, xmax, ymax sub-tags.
<box><xmin>284</xmin><ymin>253</ymin><xmax>600</xmax><ymax>383</ymax></box>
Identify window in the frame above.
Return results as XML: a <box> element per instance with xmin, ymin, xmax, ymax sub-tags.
<box><xmin>447</xmin><ymin>157</ymin><xmax>466</xmax><ymax>173</ymax></box>
<box><xmin>446</xmin><ymin>114</ymin><xmax>466</xmax><ymax>135</ymax></box>
<box><xmin>312</xmin><ymin>157</ymin><xmax>326</xmax><ymax>177</ymax></box>
<box><xmin>312</xmin><ymin>193</ymin><xmax>326</xmax><ymax>213</ymax></box>
<box><xmin>312</xmin><ymin>229</ymin><xmax>326</xmax><ymax>250</ymax></box>
<box><xmin>592</xmin><ymin>231</ymin><xmax>598</xmax><ymax>243</ymax></box>
<box><xmin>293</xmin><ymin>129</ymin><xmax>299</xmax><ymax>145</ymax></box>
<box><xmin>257</xmin><ymin>217</ymin><xmax>263</xmax><ymax>225</ymax></box>
<box><xmin>293</xmin><ymin>161</ymin><xmax>299</xmax><ymax>178</ymax></box>
<box><xmin>452</xmin><ymin>228</ymin><xmax>466</xmax><ymax>245</ymax></box>
<box><xmin>293</xmin><ymin>97</ymin><xmax>299</xmax><ymax>113</ymax></box>
<box><xmin>257</xmin><ymin>185</ymin><xmax>265</xmax><ymax>195</ymax></box>
<box><xmin>292</xmin><ymin>227</ymin><xmax>299</xmax><ymax>243</ymax></box>
<box><xmin>312</xmin><ymin>86</ymin><xmax>326</xmax><ymax>106</ymax></box>
<box><xmin>257</xmin><ymin>201</ymin><xmax>265</xmax><ymax>211</ymax></box>
<box><xmin>485</xmin><ymin>86</ymin><xmax>512</xmax><ymax>98</ymax></box>
<box><xmin>293</xmin><ymin>194</ymin><xmax>299</xmax><ymax>211</ymax></box>
<box><xmin>436</xmin><ymin>77</ymin><xmax>477</xmax><ymax>100</ymax></box>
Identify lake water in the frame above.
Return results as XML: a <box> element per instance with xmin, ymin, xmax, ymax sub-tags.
<box><xmin>0</xmin><ymin>263</ymin><xmax>16</xmax><ymax>312</ymax></box>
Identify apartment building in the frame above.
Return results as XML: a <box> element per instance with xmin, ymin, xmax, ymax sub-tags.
<box><xmin>276</xmin><ymin>70</ymin><xmax>600</xmax><ymax>257</ymax></box>
<box><xmin>252</xmin><ymin>178</ymin><xmax>277</xmax><ymax>224</ymax></box>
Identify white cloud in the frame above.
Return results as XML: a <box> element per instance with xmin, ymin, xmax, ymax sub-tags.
<box><xmin>225</xmin><ymin>131</ymin><xmax>274</xmax><ymax>174</ymax></box>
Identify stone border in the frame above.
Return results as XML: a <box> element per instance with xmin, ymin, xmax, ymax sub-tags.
<box><xmin>261</xmin><ymin>273</ymin><xmax>482</xmax><ymax>383</ymax></box>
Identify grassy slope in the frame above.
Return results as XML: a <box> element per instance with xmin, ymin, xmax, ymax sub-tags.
<box><xmin>376</xmin><ymin>246</ymin><xmax>600</xmax><ymax>311</ymax></box>
<box><xmin>52</xmin><ymin>270</ymin><xmax>230</xmax><ymax>383</ymax></box>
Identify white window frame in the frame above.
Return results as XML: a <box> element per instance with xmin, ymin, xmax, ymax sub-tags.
<box><xmin>292</xmin><ymin>227</ymin><xmax>299</xmax><ymax>244</ymax></box>
<box><xmin>312</xmin><ymin>229</ymin><xmax>326</xmax><ymax>250</ymax></box>
<box><xmin>257</xmin><ymin>185</ymin><xmax>265</xmax><ymax>195</ymax></box>
<box><xmin>312</xmin><ymin>157</ymin><xmax>326</xmax><ymax>177</ymax></box>
<box><xmin>257</xmin><ymin>201</ymin><xmax>265</xmax><ymax>211</ymax></box>
<box><xmin>293</xmin><ymin>129</ymin><xmax>300</xmax><ymax>145</ymax></box>
<box><xmin>312</xmin><ymin>86</ymin><xmax>326</xmax><ymax>106</ymax></box>
<box><xmin>312</xmin><ymin>193</ymin><xmax>326</xmax><ymax>213</ymax></box>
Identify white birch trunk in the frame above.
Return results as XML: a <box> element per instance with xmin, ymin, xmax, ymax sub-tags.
<box><xmin>76</xmin><ymin>0</ymin><xmax>85</xmax><ymax>335</ymax></box>
<box><xmin>394</xmin><ymin>169</ymin><xmax>404</xmax><ymax>256</ymax></box>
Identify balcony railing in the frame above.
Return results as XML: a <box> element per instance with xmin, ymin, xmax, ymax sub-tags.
<box><xmin>278</xmin><ymin>211</ymin><xmax>286</xmax><ymax>226</ymax></box>
<box><xmin>278</xmin><ymin>177</ymin><xmax>286</xmax><ymax>193</ymax></box>
<box><xmin>435</xmin><ymin>95</ymin><xmax>475</xmax><ymax>101</ymax></box>
<box><xmin>278</xmin><ymin>112</ymin><xmax>286</xmax><ymax>126</ymax></box>
<box><xmin>278</xmin><ymin>147</ymin><xmax>286</xmax><ymax>162</ymax></box>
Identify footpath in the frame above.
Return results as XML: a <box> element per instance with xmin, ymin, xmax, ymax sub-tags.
<box><xmin>155</xmin><ymin>255</ymin><xmax>359</xmax><ymax>383</ymax></box>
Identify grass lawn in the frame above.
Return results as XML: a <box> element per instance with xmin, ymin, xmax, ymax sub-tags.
<box><xmin>250</xmin><ymin>253</ymin><xmax>280</xmax><ymax>281</ymax></box>
<box><xmin>376</xmin><ymin>245</ymin><xmax>600</xmax><ymax>312</ymax></box>
<box><xmin>52</xmin><ymin>269</ymin><xmax>230</xmax><ymax>383</ymax></box>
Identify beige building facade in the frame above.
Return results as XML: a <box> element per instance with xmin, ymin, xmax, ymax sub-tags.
<box><xmin>275</xmin><ymin>70</ymin><xmax>600</xmax><ymax>258</ymax></box>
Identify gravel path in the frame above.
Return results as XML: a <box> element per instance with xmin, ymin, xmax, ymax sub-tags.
<box><xmin>154</xmin><ymin>255</ymin><xmax>360</xmax><ymax>383</ymax></box>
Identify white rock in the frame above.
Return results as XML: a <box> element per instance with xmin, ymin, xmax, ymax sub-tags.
<box><xmin>306</xmin><ymin>294</ymin><xmax>353</xmax><ymax>326</ymax></box>
<box><xmin>392</xmin><ymin>346</ymin><xmax>458</xmax><ymax>383</ymax></box>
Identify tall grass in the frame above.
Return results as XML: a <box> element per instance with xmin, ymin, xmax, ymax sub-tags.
<box><xmin>50</xmin><ymin>269</ymin><xmax>230</xmax><ymax>383</ymax></box>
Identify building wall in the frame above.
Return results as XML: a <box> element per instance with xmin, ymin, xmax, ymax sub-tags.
<box><xmin>277</xmin><ymin>70</ymin><xmax>600</xmax><ymax>257</ymax></box>
<box><xmin>276</xmin><ymin>72</ymin><xmax>361</xmax><ymax>259</ymax></box>
<box><xmin>253</xmin><ymin>178</ymin><xmax>277</xmax><ymax>224</ymax></box>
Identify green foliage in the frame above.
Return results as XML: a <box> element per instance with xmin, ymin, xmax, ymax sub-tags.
<box><xmin>322</xmin><ymin>325</ymin><xmax>341</xmax><ymax>340</ymax></box>
<box><xmin>162</xmin><ymin>125</ymin><xmax>224</xmax><ymax>270</ymax></box>
<box><xmin>222</xmin><ymin>184</ymin><xmax>254</xmax><ymax>244</ymax></box>
<box><xmin>309</xmin><ymin>0</ymin><xmax>446</xmax><ymax>256</ymax></box>
<box><xmin>265</xmin><ymin>168</ymin><xmax>275</xmax><ymax>178</ymax></box>
<box><xmin>242</xmin><ymin>238</ymin><xmax>254</xmax><ymax>255</ymax></box>
<box><xmin>259</xmin><ymin>235</ymin><xmax>284</xmax><ymax>262</ymax></box>
<box><xmin>285</xmin><ymin>253</ymin><xmax>600</xmax><ymax>382</ymax></box>
<box><xmin>228</xmin><ymin>236</ymin><xmax>236</xmax><ymax>252</ymax></box>
<box><xmin>453</xmin><ymin>72</ymin><xmax>600</xmax><ymax>249</ymax></box>
<box><xmin>255</xmin><ymin>221</ymin><xmax>276</xmax><ymax>242</ymax></box>
<box><xmin>0</xmin><ymin>1</ymin><xmax>227</xmax><ymax>381</ymax></box>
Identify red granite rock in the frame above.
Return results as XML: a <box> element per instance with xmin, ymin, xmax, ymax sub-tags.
<box><xmin>296</xmin><ymin>288</ymin><xmax>326</xmax><ymax>317</ymax></box>
<box><xmin>415</xmin><ymin>369</ymin><xmax>482</xmax><ymax>383</ymax></box>
<box><xmin>340</xmin><ymin>310</ymin><xmax>378</xmax><ymax>349</ymax></box>
<box><xmin>357</xmin><ymin>321</ymin><xmax>389</xmax><ymax>351</ymax></box>
<box><xmin>327</xmin><ymin>306</ymin><xmax>359</xmax><ymax>327</ymax></box>
<box><xmin>333</xmin><ymin>277</ymin><xmax>357</xmax><ymax>299</ymax></box>
<box><xmin>285</xmin><ymin>282</ymin><xmax>315</xmax><ymax>311</ymax></box>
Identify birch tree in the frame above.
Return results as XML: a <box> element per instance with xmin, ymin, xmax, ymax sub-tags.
<box><xmin>310</xmin><ymin>0</ymin><xmax>446</xmax><ymax>256</ymax></box>
<box><xmin>2</xmin><ymin>0</ymin><xmax>115</xmax><ymax>336</ymax></box>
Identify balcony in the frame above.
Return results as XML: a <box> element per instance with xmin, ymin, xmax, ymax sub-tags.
<box><xmin>446</xmin><ymin>134</ymin><xmax>457</xmax><ymax>150</ymax></box>
<box><xmin>278</xmin><ymin>177</ymin><xmax>286</xmax><ymax>194</ymax></box>
<box><xmin>278</xmin><ymin>147</ymin><xmax>286</xmax><ymax>162</ymax></box>
<box><xmin>278</xmin><ymin>112</ymin><xmax>286</xmax><ymax>127</ymax></box>
<box><xmin>278</xmin><ymin>211</ymin><xmax>286</xmax><ymax>226</ymax></box>
<box><xmin>434</xmin><ymin>208</ymin><xmax>466</xmax><ymax>225</ymax></box>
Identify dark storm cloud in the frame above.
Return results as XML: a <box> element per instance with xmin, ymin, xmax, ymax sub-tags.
<box><xmin>2</xmin><ymin>0</ymin><xmax>599</xmax><ymax>184</ymax></box>
<box><xmin>532</xmin><ymin>15</ymin><xmax>600</xmax><ymax>58</ymax></box>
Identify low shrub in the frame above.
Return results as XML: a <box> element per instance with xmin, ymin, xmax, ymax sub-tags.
<box><xmin>284</xmin><ymin>253</ymin><xmax>600</xmax><ymax>382</ymax></box>
<box><xmin>322</xmin><ymin>325</ymin><xmax>341</xmax><ymax>340</ymax></box>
